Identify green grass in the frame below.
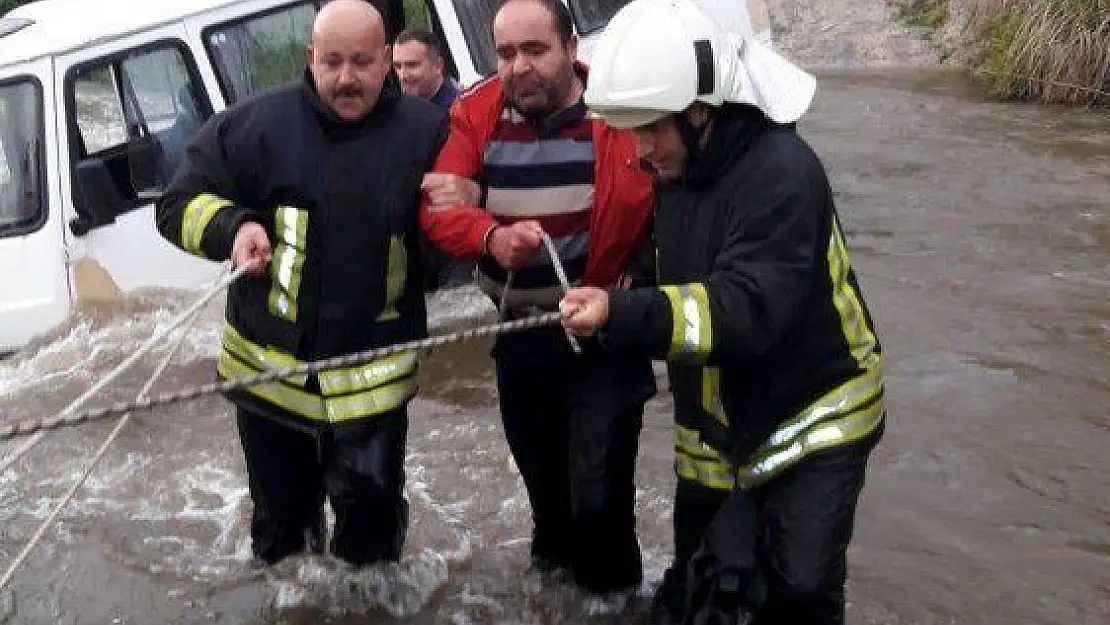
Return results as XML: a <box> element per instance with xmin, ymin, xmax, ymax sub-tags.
<box><xmin>966</xmin><ymin>0</ymin><xmax>1109</xmax><ymax>104</ymax></box>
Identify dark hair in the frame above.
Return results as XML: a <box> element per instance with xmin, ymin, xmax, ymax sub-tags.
<box><xmin>497</xmin><ymin>0</ymin><xmax>575</xmax><ymax>44</ymax></box>
<box><xmin>394</xmin><ymin>27</ymin><xmax>444</xmax><ymax>60</ymax></box>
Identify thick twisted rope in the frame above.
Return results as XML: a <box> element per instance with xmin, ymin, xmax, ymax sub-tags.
<box><xmin>498</xmin><ymin>231</ymin><xmax>581</xmax><ymax>353</ymax></box>
<box><xmin>0</xmin><ymin>281</ymin><xmax>205</xmax><ymax>592</ymax></box>
<box><xmin>0</xmin><ymin>310</ymin><xmax>567</xmax><ymax>442</ymax></box>
<box><xmin>0</xmin><ymin>263</ymin><xmax>247</xmax><ymax>470</ymax></box>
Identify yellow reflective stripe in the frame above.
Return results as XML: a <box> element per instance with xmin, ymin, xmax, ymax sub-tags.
<box><xmin>676</xmin><ymin>367</ymin><xmax>885</xmax><ymax>491</ymax></box>
<box><xmin>217</xmin><ymin>347</ymin><xmax>325</xmax><ymax>420</ymax></box>
<box><xmin>268</xmin><ymin>206</ymin><xmax>308</xmax><ymax>323</ymax></box>
<box><xmin>701</xmin><ymin>366</ymin><xmax>727</xmax><ymax>426</ymax></box>
<box><xmin>675</xmin><ymin>424</ymin><xmax>727</xmax><ymax>461</ymax></box>
<box><xmin>660</xmin><ymin>283</ymin><xmax>713</xmax><ymax>360</ymax></box>
<box><xmin>827</xmin><ymin>218</ymin><xmax>880</xmax><ymax>368</ymax></box>
<box><xmin>376</xmin><ymin>235</ymin><xmax>407</xmax><ymax>323</ymax></box>
<box><xmin>325</xmin><ymin>375</ymin><xmax>417</xmax><ymax>423</ymax></box>
<box><xmin>736</xmin><ymin>396</ymin><xmax>884</xmax><ymax>490</ymax></box>
<box><xmin>181</xmin><ymin>193</ymin><xmax>233</xmax><ymax>255</ymax></box>
<box><xmin>317</xmin><ymin>350</ymin><xmax>418</xmax><ymax>396</ymax></box>
<box><xmin>221</xmin><ymin>321</ymin><xmax>308</xmax><ymax>386</ymax></box>
<box><xmin>220</xmin><ymin>321</ymin><xmax>416</xmax><ymax>422</ymax></box>
<box><xmin>675</xmin><ymin>452</ymin><xmax>735</xmax><ymax>491</ymax></box>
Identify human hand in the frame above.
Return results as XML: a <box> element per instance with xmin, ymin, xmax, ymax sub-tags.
<box><xmin>559</xmin><ymin>287</ymin><xmax>610</xmax><ymax>337</ymax></box>
<box><xmin>487</xmin><ymin>220</ymin><xmax>544</xmax><ymax>269</ymax></box>
<box><xmin>231</xmin><ymin>222</ymin><xmax>271</xmax><ymax>277</ymax></box>
<box><xmin>422</xmin><ymin>172</ymin><xmax>481</xmax><ymax>210</ymax></box>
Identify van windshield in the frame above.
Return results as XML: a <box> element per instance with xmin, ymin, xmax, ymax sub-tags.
<box><xmin>450</xmin><ymin>0</ymin><xmax>634</xmax><ymax>79</ymax></box>
<box><xmin>0</xmin><ymin>79</ymin><xmax>43</xmax><ymax>237</ymax></box>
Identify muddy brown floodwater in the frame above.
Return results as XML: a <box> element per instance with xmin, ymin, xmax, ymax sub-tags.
<box><xmin>2</xmin><ymin>68</ymin><xmax>1108</xmax><ymax>625</ymax></box>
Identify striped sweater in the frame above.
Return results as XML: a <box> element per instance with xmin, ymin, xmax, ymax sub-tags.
<box><xmin>476</xmin><ymin>101</ymin><xmax>595</xmax><ymax>311</ymax></box>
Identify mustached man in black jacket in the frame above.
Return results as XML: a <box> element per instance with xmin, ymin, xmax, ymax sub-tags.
<box><xmin>157</xmin><ymin>0</ymin><xmax>446</xmax><ymax>569</ymax></box>
<box><xmin>560</xmin><ymin>1</ymin><xmax>887</xmax><ymax>624</ymax></box>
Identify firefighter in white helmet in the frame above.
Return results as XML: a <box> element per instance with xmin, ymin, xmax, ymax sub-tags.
<box><xmin>559</xmin><ymin>1</ymin><xmax>887</xmax><ymax>623</ymax></box>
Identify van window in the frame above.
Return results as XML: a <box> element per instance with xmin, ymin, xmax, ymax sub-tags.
<box><xmin>67</xmin><ymin>42</ymin><xmax>210</xmax><ymax>230</ymax></box>
<box><xmin>568</xmin><ymin>0</ymin><xmax>632</xmax><ymax>34</ymax></box>
<box><xmin>450</xmin><ymin>0</ymin><xmax>498</xmax><ymax>78</ymax></box>
<box><xmin>0</xmin><ymin>78</ymin><xmax>44</xmax><ymax>237</ymax></box>
<box><xmin>204</xmin><ymin>1</ymin><xmax>318</xmax><ymax>103</ymax></box>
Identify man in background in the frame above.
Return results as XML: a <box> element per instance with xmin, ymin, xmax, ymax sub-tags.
<box><xmin>394</xmin><ymin>27</ymin><xmax>460</xmax><ymax>108</ymax></box>
<box><xmin>393</xmin><ymin>26</ymin><xmax>473</xmax><ymax>291</ymax></box>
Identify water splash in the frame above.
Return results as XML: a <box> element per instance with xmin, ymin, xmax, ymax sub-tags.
<box><xmin>263</xmin><ymin>549</ymin><xmax>450</xmax><ymax>618</ymax></box>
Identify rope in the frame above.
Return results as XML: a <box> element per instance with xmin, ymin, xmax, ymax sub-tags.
<box><xmin>0</xmin><ymin>263</ymin><xmax>247</xmax><ymax>471</ymax></box>
<box><xmin>540</xmin><ymin>231</ymin><xmax>583</xmax><ymax>354</ymax></box>
<box><xmin>497</xmin><ymin>231</ymin><xmax>582</xmax><ymax>354</ymax></box>
<box><xmin>0</xmin><ymin>268</ymin><xmax>214</xmax><ymax>592</ymax></box>
<box><xmin>0</xmin><ymin>310</ymin><xmax>567</xmax><ymax>442</ymax></box>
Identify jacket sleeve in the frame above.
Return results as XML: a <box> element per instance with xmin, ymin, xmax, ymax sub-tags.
<box><xmin>155</xmin><ymin>113</ymin><xmax>267</xmax><ymax>262</ymax></box>
<box><xmin>602</xmin><ymin>174</ymin><xmax>821</xmax><ymax>363</ymax></box>
<box><xmin>418</xmin><ymin>100</ymin><xmax>498</xmax><ymax>259</ymax></box>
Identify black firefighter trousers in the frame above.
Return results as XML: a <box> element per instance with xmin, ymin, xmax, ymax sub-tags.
<box><xmin>653</xmin><ymin>426</ymin><xmax>884</xmax><ymax>625</ymax></box>
<box><xmin>235</xmin><ymin>405</ymin><xmax>409</xmax><ymax>567</ymax></box>
<box><xmin>492</xmin><ymin>325</ymin><xmax>656</xmax><ymax>595</ymax></box>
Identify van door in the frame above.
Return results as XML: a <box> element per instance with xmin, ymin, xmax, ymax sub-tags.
<box><xmin>54</xmin><ymin>22</ymin><xmax>223</xmax><ymax>297</ymax></box>
<box><xmin>0</xmin><ymin>60</ymin><xmax>72</xmax><ymax>352</ymax></box>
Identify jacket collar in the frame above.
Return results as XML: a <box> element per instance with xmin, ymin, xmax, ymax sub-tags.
<box><xmin>300</xmin><ymin>67</ymin><xmax>401</xmax><ymax>133</ymax></box>
<box><xmin>680</xmin><ymin>104</ymin><xmax>776</xmax><ymax>190</ymax></box>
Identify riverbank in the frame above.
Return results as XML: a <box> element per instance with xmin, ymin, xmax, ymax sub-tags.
<box><xmin>893</xmin><ymin>0</ymin><xmax>1109</xmax><ymax>104</ymax></box>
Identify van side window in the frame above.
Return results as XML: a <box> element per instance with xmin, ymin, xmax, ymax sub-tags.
<box><xmin>203</xmin><ymin>1</ymin><xmax>317</xmax><ymax>104</ymax></box>
<box><xmin>0</xmin><ymin>77</ymin><xmax>45</xmax><ymax>238</ymax></box>
<box><xmin>67</xmin><ymin>42</ymin><xmax>211</xmax><ymax>233</ymax></box>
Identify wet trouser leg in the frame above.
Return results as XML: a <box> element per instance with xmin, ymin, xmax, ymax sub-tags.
<box><xmin>676</xmin><ymin>429</ymin><xmax>882</xmax><ymax>625</ymax></box>
<box><xmin>236</xmin><ymin>408</ymin><xmax>326</xmax><ymax>565</ymax></box>
<box><xmin>565</xmin><ymin>352</ymin><xmax>653</xmax><ymax>594</ymax></box>
<box><xmin>746</xmin><ymin>432</ymin><xmax>878</xmax><ymax>625</ymax></box>
<box><xmin>651</xmin><ymin>490</ymin><xmax>727</xmax><ymax>624</ymax></box>
<box><xmin>494</xmin><ymin>329</ymin><xmax>574</xmax><ymax>570</ymax></box>
<box><xmin>323</xmin><ymin>407</ymin><xmax>410</xmax><ymax>566</ymax></box>
<box><xmin>494</xmin><ymin>327</ymin><xmax>654</xmax><ymax>590</ymax></box>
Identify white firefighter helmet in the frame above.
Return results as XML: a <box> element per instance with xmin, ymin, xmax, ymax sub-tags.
<box><xmin>584</xmin><ymin>0</ymin><xmax>817</xmax><ymax>129</ymax></box>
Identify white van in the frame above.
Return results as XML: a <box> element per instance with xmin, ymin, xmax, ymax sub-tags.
<box><xmin>0</xmin><ymin>0</ymin><xmax>770</xmax><ymax>354</ymax></box>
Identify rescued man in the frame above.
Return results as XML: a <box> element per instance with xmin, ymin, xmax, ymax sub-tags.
<box><xmin>156</xmin><ymin>0</ymin><xmax>447</xmax><ymax>570</ymax></box>
<box><xmin>418</xmin><ymin>0</ymin><xmax>657</xmax><ymax>608</ymax></box>
<box><xmin>560</xmin><ymin>1</ymin><xmax>887</xmax><ymax>623</ymax></box>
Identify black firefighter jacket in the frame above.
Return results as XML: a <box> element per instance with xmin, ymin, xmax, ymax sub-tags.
<box><xmin>156</xmin><ymin>71</ymin><xmax>447</xmax><ymax>427</ymax></box>
<box><xmin>602</xmin><ymin>105</ymin><xmax>886</xmax><ymax>497</ymax></box>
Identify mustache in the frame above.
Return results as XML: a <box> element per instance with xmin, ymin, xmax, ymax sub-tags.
<box><xmin>333</xmin><ymin>85</ymin><xmax>363</xmax><ymax>98</ymax></box>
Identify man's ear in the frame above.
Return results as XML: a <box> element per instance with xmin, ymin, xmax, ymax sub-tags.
<box><xmin>566</xmin><ymin>34</ymin><xmax>579</xmax><ymax>63</ymax></box>
<box><xmin>304</xmin><ymin>44</ymin><xmax>314</xmax><ymax>67</ymax></box>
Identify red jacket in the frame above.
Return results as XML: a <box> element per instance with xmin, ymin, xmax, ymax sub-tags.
<box><xmin>419</xmin><ymin>71</ymin><xmax>655</xmax><ymax>288</ymax></box>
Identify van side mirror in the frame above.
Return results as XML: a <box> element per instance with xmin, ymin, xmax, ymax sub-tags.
<box><xmin>70</xmin><ymin>157</ymin><xmax>125</xmax><ymax>236</ymax></box>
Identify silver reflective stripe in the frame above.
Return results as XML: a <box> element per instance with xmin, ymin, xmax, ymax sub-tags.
<box><xmin>765</xmin><ymin>367</ymin><xmax>883</xmax><ymax>448</ymax></box>
<box><xmin>661</xmin><ymin>284</ymin><xmax>713</xmax><ymax>358</ymax></box>
<box><xmin>736</xmin><ymin>398</ymin><xmax>884</xmax><ymax>488</ymax></box>
<box><xmin>317</xmin><ymin>350</ymin><xmax>418</xmax><ymax>396</ymax></box>
<box><xmin>268</xmin><ymin>206</ymin><xmax>307</xmax><ymax>322</ymax></box>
